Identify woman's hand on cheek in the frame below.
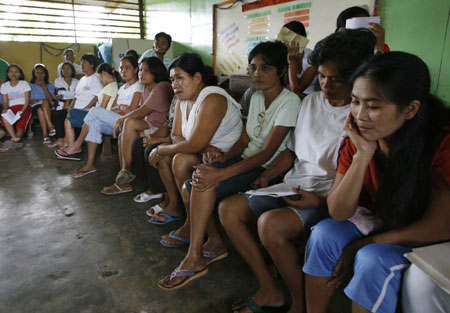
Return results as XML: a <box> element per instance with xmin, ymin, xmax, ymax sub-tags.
<box><xmin>344</xmin><ymin>112</ymin><xmax>377</xmax><ymax>159</ymax></box>
<box><xmin>191</xmin><ymin>164</ymin><xmax>224</xmax><ymax>191</ymax></box>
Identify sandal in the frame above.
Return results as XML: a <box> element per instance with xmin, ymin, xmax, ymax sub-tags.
<box><xmin>158</xmin><ymin>267</ymin><xmax>208</xmax><ymax>291</ymax></box>
<box><xmin>145</xmin><ymin>204</ymin><xmax>165</xmax><ymax>217</ymax></box>
<box><xmin>43</xmin><ymin>137</ymin><xmax>51</xmax><ymax>144</ymax></box>
<box><xmin>115</xmin><ymin>169</ymin><xmax>136</xmax><ymax>185</ymax></box>
<box><xmin>133</xmin><ymin>192</ymin><xmax>163</xmax><ymax>203</ymax></box>
<box><xmin>49</xmin><ymin>129</ymin><xmax>56</xmax><ymax>137</ymax></box>
<box><xmin>101</xmin><ymin>183</ymin><xmax>133</xmax><ymax>195</ymax></box>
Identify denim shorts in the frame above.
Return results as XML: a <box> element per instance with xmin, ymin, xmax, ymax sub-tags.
<box><xmin>185</xmin><ymin>156</ymin><xmax>265</xmax><ymax>202</ymax></box>
<box><xmin>67</xmin><ymin>108</ymin><xmax>88</xmax><ymax>129</ymax></box>
<box><xmin>242</xmin><ymin>193</ymin><xmax>329</xmax><ymax>237</ymax></box>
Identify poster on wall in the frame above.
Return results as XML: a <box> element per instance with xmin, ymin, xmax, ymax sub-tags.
<box><xmin>214</xmin><ymin>0</ymin><xmax>374</xmax><ymax>76</ymax></box>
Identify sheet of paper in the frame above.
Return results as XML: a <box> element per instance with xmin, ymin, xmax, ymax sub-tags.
<box><xmin>276</xmin><ymin>27</ymin><xmax>310</xmax><ymax>53</ymax></box>
<box><xmin>246</xmin><ymin>183</ymin><xmax>296</xmax><ymax>198</ymax></box>
<box><xmin>1</xmin><ymin>109</ymin><xmax>21</xmax><ymax>125</ymax></box>
<box><xmin>345</xmin><ymin>16</ymin><xmax>381</xmax><ymax>29</ymax></box>
<box><xmin>404</xmin><ymin>242</ymin><xmax>450</xmax><ymax>294</ymax></box>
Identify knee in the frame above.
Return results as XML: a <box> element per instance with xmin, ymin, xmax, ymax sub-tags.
<box><xmin>218</xmin><ymin>195</ymin><xmax>248</xmax><ymax>230</ymax></box>
<box><xmin>123</xmin><ymin>118</ymin><xmax>138</xmax><ymax>131</ymax></box>
<box><xmin>354</xmin><ymin>244</ymin><xmax>408</xmax><ymax>277</ymax></box>
<box><xmin>258</xmin><ymin>210</ymin><xmax>285</xmax><ymax>249</ymax></box>
<box><xmin>172</xmin><ymin>153</ymin><xmax>194</xmax><ymax>176</ymax></box>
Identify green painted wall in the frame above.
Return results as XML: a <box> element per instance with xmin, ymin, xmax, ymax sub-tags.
<box><xmin>144</xmin><ymin>0</ymin><xmax>217</xmax><ymax>66</ymax></box>
<box><xmin>381</xmin><ymin>0</ymin><xmax>450</xmax><ymax>105</ymax></box>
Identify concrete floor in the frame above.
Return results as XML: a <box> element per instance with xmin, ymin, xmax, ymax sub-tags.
<box><xmin>0</xmin><ymin>130</ymin><xmax>349</xmax><ymax>313</ymax></box>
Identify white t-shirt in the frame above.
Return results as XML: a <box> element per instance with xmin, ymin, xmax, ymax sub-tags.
<box><xmin>57</xmin><ymin>62</ymin><xmax>83</xmax><ymax>77</ymax></box>
<box><xmin>242</xmin><ymin>88</ymin><xmax>300</xmax><ymax>168</ymax></box>
<box><xmin>98</xmin><ymin>82</ymin><xmax>118</xmax><ymax>111</ymax></box>
<box><xmin>181</xmin><ymin>86</ymin><xmax>243</xmax><ymax>153</ymax></box>
<box><xmin>0</xmin><ymin>80</ymin><xmax>31</xmax><ymax>107</ymax></box>
<box><xmin>116</xmin><ymin>81</ymin><xmax>143</xmax><ymax>107</ymax></box>
<box><xmin>54</xmin><ymin>77</ymin><xmax>79</xmax><ymax>110</ymax></box>
<box><xmin>73</xmin><ymin>74</ymin><xmax>103</xmax><ymax>109</ymax></box>
<box><xmin>282</xmin><ymin>91</ymin><xmax>349</xmax><ymax>195</ymax></box>
<box><xmin>297</xmin><ymin>48</ymin><xmax>318</xmax><ymax>95</ymax></box>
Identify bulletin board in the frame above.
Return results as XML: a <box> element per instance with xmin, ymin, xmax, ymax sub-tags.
<box><xmin>213</xmin><ymin>0</ymin><xmax>376</xmax><ymax>76</ymax></box>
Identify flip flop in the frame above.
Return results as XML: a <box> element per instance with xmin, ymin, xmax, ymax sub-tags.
<box><xmin>148</xmin><ymin>213</ymin><xmax>183</xmax><ymax>225</ymax></box>
<box><xmin>115</xmin><ymin>169</ymin><xmax>136</xmax><ymax>185</ymax></box>
<box><xmin>101</xmin><ymin>183</ymin><xmax>133</xmax><ymax>195</ymax></box>
<box><xmin>72</xmin><ymin>169</ymin><xmax>97</xmax><ymax>178</ymax></box>
<box><xmin>235</xmin><ymin>297</ymin><xmax>290</xmax><ymax>313</ymax></box>
<box><xmin>55</xmin><ymin>149</ymin><xmax>81</xmax><ymax>161</ymax></box>
<box><xmin>203</xmin><ymin>250</ymin><xmax>229</xmax><ymax>266</ymax></box>
<box><xmin>145</xmin><ymin>204</ymin><xmax>164</xmax><ymax>217</ymax></box>
<box><xmin>158</xmin><ymin>267</ymin><xmax>208</xmax><ymax>291</ymax></box>
<box><xmin>160</xmin><ymin>230</ymin><xmax>190</xmax><ymax>248</ymax></box>
<box><xmin>134</xmin><ymin>192</ymin><xmax>163</xmax><ymax>203</ymax></box>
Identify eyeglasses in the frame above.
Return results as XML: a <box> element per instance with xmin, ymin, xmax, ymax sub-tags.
<box><xmin>253</xmin><ymin>111</ymin><xmax>265</xmax><ymax>138</ymax></box>
<box><xmin>248</xmin><ymin>64</ymin><xmax>276</xmax><ymax>74</ymax></box>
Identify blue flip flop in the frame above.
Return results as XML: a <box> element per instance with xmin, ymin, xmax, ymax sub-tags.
<box><xmin>148</xmin><ymin>213</ymin><xmax>183</xmax><ymax>225</ymax></box>
<box><xmin>160</xmin><ymin>230</ymin><xmax>190</xmax><ymax>248</ymax></box>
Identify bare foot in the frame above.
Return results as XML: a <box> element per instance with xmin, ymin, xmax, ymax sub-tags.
<box><xmin>161</xmin><ymin>225</ymin><xmax>190</xmax><ymax>246</ymax></box>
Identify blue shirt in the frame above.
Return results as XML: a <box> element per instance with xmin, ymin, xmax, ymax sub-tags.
<box><xmin>30</xmin><ymin>83</ymin><xmax>55</xmax><ymax>101</ymax></box>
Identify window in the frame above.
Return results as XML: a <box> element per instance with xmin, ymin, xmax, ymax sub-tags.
<box><xmin>0</xmin><ymin>0</ymin><xmax>143</xmax><ymax>43</ymax></box>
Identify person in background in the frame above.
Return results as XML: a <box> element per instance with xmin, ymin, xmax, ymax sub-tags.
<box><xmin>283</xmin><ymin>21</ymin><xmax>319</xmax><ymax>100</ymax></box>
<box><xmin>55</xmin><ymin>62</ymin><xmax>119</xmax><ymax>162</ymax></box>
<box><xmin>158</xmin><ymin>41</ymin><xmax>300</xmax><ymax>290</ymax></box>
<box><xmin>0</xmin><ymin>57</ymin><xmax>8</xmax><ymax>89</ymax></box>
<box><xmin>0</xmin><ymin>57</ymin><xmax>9</xmax><ymax>138</ymax></box>
<box><xmin>0</xmin><ymin>64</ymin><xmax>31</xmax><ymax>150</ymax></box>
<box><xmin>139</xmin><ymin>32</ymin><xmax>172</xmax><ymax>69</ymax></box>
<box><xmin>101</xmin><ymin>57</ymin><xmax>173</xmax><ymax>195</ymax></box>
<box><xmin>125</xmin><ymin>49</ymin><xmax>139</xmax><ymax>61</ymax></box>
<box><xmin>58</xmin><ymin>53</ymin><xmax>103</xmax><ymax>147</ymax></box>
<box><xmin>336</xmin><ymin>6</ymin><xmax>389</xmax><ymax>54</ymax></box>
<box><xmin>303</xmin><ymin>52</ymin><xmax>450</xmax><ymax>313</ymax></box>
<box><xmin>57</xmin><ymin>48</ymin><xmax>84</xmax><ymax>80</ymax></box>
<box><xmin>29</xmin><ymin>64</ymin><xmax>55</xmax><ymax>144</ymax></box>
<box><xmin>49</xmin><ymin>62</ymin><xmax>79</xmax><ymax>148</ymax></box>
<box><xmin>220</xmin><ymin>29</ymin><xmax>376</xmax><ymax>313</ymax></box>
<box><xmin>130</xmin><ymin>95</ymin><xmax>177</xmax><ymax>205</ymax></box>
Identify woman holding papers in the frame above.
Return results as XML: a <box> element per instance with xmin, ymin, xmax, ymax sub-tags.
<box><xmin>0</xmin><ymin>64</ymin><xmax>31</xmax><ymax>150</ymax></box>
<box><xmin>219</xmin><ymin>30</ymin><xmax>376</xmax><ymax>313</ymax></box>
<box><xmin>303</xmin><ymin>52</ymin><xmax>450</xmax><ymax>313</ymax></box>
<box><xmin>281</xmin><ymin>21</ymin><xmax>318</xmax><ymax>99</ymax></box>
<box><xmin>158</xmin><ymin>41</ymin><xmax>300</xmax><ymax>291</ymax></box>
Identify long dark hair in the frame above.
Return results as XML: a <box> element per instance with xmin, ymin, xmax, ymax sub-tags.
<box><xmin>6</xmin><ymin>64</ymin><xmax>25</xmax><ymax>81</ymax></box>
<box><xmin>141</xmin><ymin>57</ymin><xmax>170</xmax><ymax>83</ymax></box>
<box><xmin>60</xmin><ymin>61</ymin><xmax>76</xmax><ymax>78</ymax></box>
<box><xmin>30</xmin><ymin>63</ymin><xmax>50</xmax><ymax>84</ymax></box>
<box><xmin>97</xmin><ymin>63</ymin><xmax>121</xmax><ymax>82</ymax></box>
<box><xmin>169</xmin><ymin>52</ymin><xmax>218</xmax><ymax>86</ymax></box>
<box><xmin>352</xmin><ymin>52</ymin><xmax>450</xmax><ymax>228</ymax></box>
